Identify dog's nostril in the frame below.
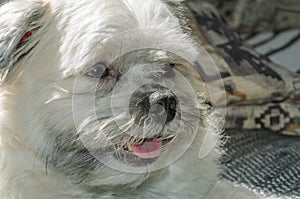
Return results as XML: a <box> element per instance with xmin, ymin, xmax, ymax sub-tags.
<box><xmin>169</xmin><ymin>98</ymin><xmax>176</xmax><ymax>110</ymax></box>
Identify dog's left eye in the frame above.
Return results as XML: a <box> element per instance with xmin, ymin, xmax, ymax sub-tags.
<box><xmin>86</xmin><ymin>63</ymin><xmax>109</xmax><ymax>78</ymax></box>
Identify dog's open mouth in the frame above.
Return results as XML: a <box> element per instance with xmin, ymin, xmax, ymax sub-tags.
<box><xmin>114</xmin><ymin>135</ymin><xmax>174</xmax><ymax>166</ymax></box>
<box><xmin>130</xmin><ymin>138</ymin><xmax>163</xmax><ymax>159</ymax></box>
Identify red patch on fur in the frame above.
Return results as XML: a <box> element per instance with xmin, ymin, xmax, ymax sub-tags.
<box><xmin>20</xmin><ymin>30</ymin><xmax>33</xmax><ymax>43</ymax></box>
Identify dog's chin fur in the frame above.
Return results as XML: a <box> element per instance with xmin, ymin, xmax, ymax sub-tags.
<box><xmin>0</xmin><ymin>0</ymin><xmax>225</xmax><ymax>198</ymax></box>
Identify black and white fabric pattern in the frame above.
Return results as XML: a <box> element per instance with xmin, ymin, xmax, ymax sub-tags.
<box><xmin>188</xmin><ymin>1</ymin><xmax>300</xmax><ymax>198</ymax></box>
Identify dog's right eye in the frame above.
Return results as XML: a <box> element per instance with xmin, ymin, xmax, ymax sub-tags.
<box><xmin>86</xmin><ymin>63</ymin><xmax>109</xmax><ymax>78</ymax></box>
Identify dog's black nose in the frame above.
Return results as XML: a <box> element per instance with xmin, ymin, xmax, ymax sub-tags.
<box><xmin>129</xmin><ymin>90</ymin><xmax>177</xmax><ymax>125</ymax></box>
<box><xmin>148</xmin><ymin>91</ymin><xmax>177</xmax><ymax>124</ymax></box>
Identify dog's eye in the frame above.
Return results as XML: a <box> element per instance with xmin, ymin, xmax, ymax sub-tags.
<box><xmin>86</xmin><ymin>63</ymin><xmax>109</xmax><ymax>78</ymax></box>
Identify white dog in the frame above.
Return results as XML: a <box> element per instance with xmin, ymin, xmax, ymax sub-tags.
<box><xmin>0</xmin><ymin>0</ymin><xmax>260</xmax><ymax>199</ymax></box>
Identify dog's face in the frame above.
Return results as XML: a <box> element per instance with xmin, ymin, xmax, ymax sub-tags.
<box><xmin>0</xmin><ymin>0</ymin><xmax>217</xmax><ymax>189</ymax></box>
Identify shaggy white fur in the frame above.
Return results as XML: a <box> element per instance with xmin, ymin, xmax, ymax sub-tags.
<box><xmin>0</xmin><ymin>0</ymin><xmax>263</xmax><ymax>198</ymax></box>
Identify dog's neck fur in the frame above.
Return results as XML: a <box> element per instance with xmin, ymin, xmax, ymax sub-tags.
<box><xmin>0</xmin><ymin>108</ymin><xmax>219</xmax><ymax>199</ymax></box>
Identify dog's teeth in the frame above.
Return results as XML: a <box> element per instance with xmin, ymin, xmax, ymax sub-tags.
<box><xmin>136</xmin><ymin>139</ymin><xmax>144</xmax><ymax>145</ymax></box>
<box><xmin>127</xmin><ymin>143</ymin><xmax>133</xmax><ymax>152</ymax></box>
<box><xmin>164</xmin><ymin>135</ymin><xmax>175</xmax><ymax>140</ymax></box>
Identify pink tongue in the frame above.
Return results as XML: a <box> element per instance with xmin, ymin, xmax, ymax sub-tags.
<box><xmin>131</xmin><ymin>138</ymin><xmax>162</xmax><ymax>159</ymax></box>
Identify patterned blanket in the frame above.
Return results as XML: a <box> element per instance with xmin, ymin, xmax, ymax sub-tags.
<box><xmin>187</xmin><ymin>1</ymin><xmax>300</xmax><ymax>198</ymax></box>
<box><xmin>188</xmin><ymin>1</ymin><xmax>300</xmax><ymax>136</ymax></box>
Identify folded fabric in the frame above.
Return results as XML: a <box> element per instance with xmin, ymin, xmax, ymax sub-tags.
<box><xmin>188</xmin><ymin>1</ymin><xmax>300</xmax><ymax>136</ymax></box>
<box><xmin>187</xmin><ymin>1</ymin><xmax>300</xmax><ymax>198</ymax></box>
<box><xmin>209</xmin><ymin>0</ymin><xmax>300</xmax><ymax>33</ymax></box>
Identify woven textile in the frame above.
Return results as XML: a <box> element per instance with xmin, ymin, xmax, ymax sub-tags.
<box><xmin>220</xmin><ymin>130</ymin><xmax>300</xmax><ymax>198</ymax></box>
<box><xmin>188</xmin><ymin>1</ymin><xmax>300</xmax><ymax>198</ymax></box>
<box><xmin>188</xmin><ymin>1</ymin><xmax>300</xmax><ymax>136</ymax></box>
<box><xmin>210</xmin><ymin>0</ymin><xmax>300</xmax><ymax>33</ymax></box>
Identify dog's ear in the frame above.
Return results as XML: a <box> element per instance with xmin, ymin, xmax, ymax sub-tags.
<box><xmin>0</xmin><ymin>0</ymin><xmax>48</xmax><ymax>83</ymax></box>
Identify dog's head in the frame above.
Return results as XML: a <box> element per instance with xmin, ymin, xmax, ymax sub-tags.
<box><xmin>0</xmin><ymin>0</ymin><xmax>220</xmax><ymax>189</ymax></box>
